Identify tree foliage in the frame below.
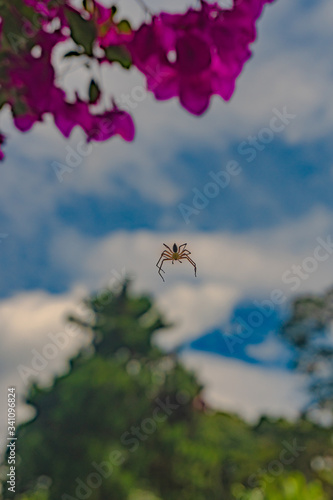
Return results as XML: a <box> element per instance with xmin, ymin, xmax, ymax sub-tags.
<box><xmin>281</xmin><ymin>288</ymin><xmax>333</xmax><ymax>414</ymax></box>
<box><xmin>233</xmin><ymin>472</ymin><xmax>329</xmax><ymax>500</ymax></box>
<box><xmin>1</xmin><ymin>281</ymin><xmax>332</xmax><ymax>500</ymax></box>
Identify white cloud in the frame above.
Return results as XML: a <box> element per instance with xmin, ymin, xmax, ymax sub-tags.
<box><xmin>181</xmin><ymin>351</ymin><xmax>308</xmax><ymax>422</ymax></box>
<box><xmin>246</xmin><ymin>332</ymin><xmax>291</xmax><ymax>364</ymax></box>
<box><xmin>1</xmin><ymin>207</ymin><xmax>333</xmax><ymax>446</ymax></box>
<box><xmin>0</xmin><ymin>287</ymin><xmax>87</xmax><ymax>351</ymax></box>
<box><xmin>156</xmin><ymin>283</ymin><xmax>238</xmax><ymax>350</ymax></box>
<box><xmin>48</xmin><ymin>206</ymin><xmax>333</xmax><ymax>302</ymax></box>
<box><xmin>0</xmin><ymin>287</ymin><xmax>91</xmax><ymax>458</ymax></box>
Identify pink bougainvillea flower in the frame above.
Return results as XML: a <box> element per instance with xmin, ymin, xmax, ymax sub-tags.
<box><xmin>0</xmin><ymin>134</ymin><xmax>6</xmax><ymax>161</ymax></box>
<box><xmin>53</xmin><ymin>96</ymin><xmax>135</xmax><ymax>142</ymax></box>
<box><xmin>92</xmin><ymin>0</ymin><xmax>133</xmax><ymax>48</ymax></box>
<box><xmin>22</xmin><ymin>0</ymin><xmax>65</xmax><ymax>22</ymax></box>
<box><xmin>5</xmin><ymin>26</ymin><xmax>135</xmax><ymax>143</ymax></box>
<box><xmin>86</xmin><ymin>107</ymin><xmax>135</xmax><ymax>142</ymax></box>
<box><xmin>0</xmin><ymin>0</ymin><xmax>136</xmax><ymax>158</ymax></box>
<box><xmin>52</xmin><ymin>95</ymin><xmax>92</xmax><ymax>138</ymax></box>
<box><xmin>9</xmin><ymin>31</ymin><xmax>67</xmax><ymax>131</ymax></box>
<box><xmin>128</xmin><ymin>0</ymin><xmax>274</xmax><ymax>115</ymax></box>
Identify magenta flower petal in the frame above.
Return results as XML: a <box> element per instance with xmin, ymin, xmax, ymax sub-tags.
<box><xmin>111</xmin><ymin>110</ymin><xmax>135</xmax><ymax>142</ymax></box>
<box><xmin>175</xmin><ymin>34</ymin><xmax>211</xmax><ymax>75</ymax></box>
<box><xmin>179</xmin><ymin>74</ymin><xmax>212</xmax><ymax>116</ymax></box>
<box><xmin>128</xmin><ymin>0</ymin><xmax>275</xmax><ymax>115</ymax></box>
<box><xmin>93</xmin><ymin>0</ymin><xmax>133</xmax><ymax>47</ymax></box>
<box><xmin>23</xmin><ymin>0</ymin><xmax>59</xmax><ymax>18</ymax></box>
<box><xmin>13</xmin><ymin>114</ymin><xmax>39</xmax><ymax>132</ymax></box>
<box><xmin>150</xmin><ymin>72</ymin><xmax>178</xmax><ymax>101</ymax></box>
<box><xmin>86</xmin><ymin>109</ymin><xmax>135</xmax><ymax>142</ymax></box>
<box><xmin>52</xmin><ymin>94</ymin><xmax>92</xmax><ymax>138</ymax></box>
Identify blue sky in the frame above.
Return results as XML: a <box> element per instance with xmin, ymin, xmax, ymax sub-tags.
<box><xmin>1</xmin><ymin>0</ymin><xmax>333</xmax><ymax>444</ymax></box>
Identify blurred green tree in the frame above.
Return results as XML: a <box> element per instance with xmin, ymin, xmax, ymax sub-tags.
<box><xmin>281</xmin><ymin>288</ymin><xmax>333</xmax><ymax>414</ymax></box>
<box><xmin>1</xmin><ymin>281</ymin><xmax>220</xmax><ymax>500</ymax></box>
<box><xmin>1</xmin><ymin>281</ymin><xmax>332</xmax><ymax>500</ymax></box>
<box><xmin>232</xmin><ymin>471</ymin><xmax>329</xmax><ymax>500</ymax></box>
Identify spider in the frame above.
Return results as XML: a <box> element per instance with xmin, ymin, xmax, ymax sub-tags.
<box><xmin>156</xmin><ymin>243</ymin><xmax>197</xmax><ymax>282</ymax></box>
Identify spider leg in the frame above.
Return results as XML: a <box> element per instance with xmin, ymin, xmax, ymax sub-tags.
<box><xmin>186</xmin><ymin>257</ymin><xmax>197</xmax><ymax>277</ymax></box>
<box><xmin>156</xmin><ymin>252</ymin><xmax>165</xmax><ymax>266</ymax></box>
<box><xmin>158</xmin><ymin>257</ymin><xmax>173</xmax><ymax>271</ymax></box>
<box><xmin>163</xmin><ymin>243</ymin><xmax>173</xmax><ymax>253</ymax></box>
<box><xmin>185</xmin><ymin>255</ymin><xmax>196</xmax><ymax>266</ymax></box>
<box><xmin>158</xmin><ymin>257</ymin><xmax>173</xmax><ymax>281</ymax></box>
<box><xmin>180</xmin><ymin>255</ymin><xmax>197</xmax><ymax>277</ymax></box>
<box><xmin>156</xmin><ymin>250</ymin><xmax>172</xmax><ymax>269</ymax></box>
<box><xmin>178</xmin><ymin>243</ymin><xmax>187</xmax><ymax>252</ymax></box>
<box><xmin>179</xmin><ymin>249</ymin><xmax>191</xmax><ymax>257</ymax></box>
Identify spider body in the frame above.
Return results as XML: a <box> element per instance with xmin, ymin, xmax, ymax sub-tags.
<box><xmin>156</xmin><ymin>242</ymin><xmax>197</xmax><ymax>281</ymax></box>
<box><xmin>171</xmin><ymin>243</ymin><xmax>180</xmax><ymax>260</ymax></box>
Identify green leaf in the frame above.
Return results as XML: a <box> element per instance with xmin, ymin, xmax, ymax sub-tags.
<box><xmin>117</xmin><ymin>20</ymin><xmax>132</xmax><ymax>34</ymax></box>
<box><xmin>0</xmin><ymin>92</ymin><xmax>7</xmax><ymax>111</ymax></box>
<box><xmin>63</xmin><ymin>50</ymin><xmax>83</xmax><ymax>58</ymax></box>
<box><xmin>11</xmin><ymin>99</ymin><xmax>29</xmax><ymax>117</ymax></box>
<box><xmin>88</xmin><ymin>79</ymin><xmax>100</xmax><ymax>104</ymax></box>
<box><xmin>1</xmin><ymin>1</ymin><xmax>42</xmax><ymax>52</ymax></box>
<box><xmin>105</xmin><ymin>45</ymin><xmax>132</xmax><ymax>69</ymax></box>
<box><xmin>65</xmin><ymin>7</ymin><xmax>97</xmax><ymax>57</ymax></box>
